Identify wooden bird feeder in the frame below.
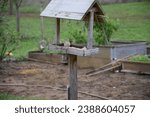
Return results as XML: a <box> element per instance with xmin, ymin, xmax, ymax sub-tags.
<box><xmin>40</xmin><ymin>0</ymin><xmax>104</xmax><ymax>100</ymax></box>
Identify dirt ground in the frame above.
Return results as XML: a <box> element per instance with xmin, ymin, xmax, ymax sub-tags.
<box><xmin>0</xmin><ymin>61</ymin><xmax>150</xmax><ymax>100</ymax></box>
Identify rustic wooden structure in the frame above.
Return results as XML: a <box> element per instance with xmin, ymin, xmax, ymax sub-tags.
<box><xmin>121</xmin><ymin>60</ymin><xmax>150</xmax><ymax>74</ymax></box>
<box><xmin>40</xmin><ymin>0</ymin><xmax>104</xmax><ymax>100</ymax></box>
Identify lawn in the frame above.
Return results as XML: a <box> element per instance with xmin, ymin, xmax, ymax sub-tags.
<box><xmin>6</xmin><ymin>2</ymin><xmax>150</xmax><ymax>59</ymax></box>
<box><xmin>103</xmin><ymin>2</ymin><xmax>150</xmax><ymax>41</ymax></box>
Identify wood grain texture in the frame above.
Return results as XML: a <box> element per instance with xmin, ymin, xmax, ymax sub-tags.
<box><xmin>48</xmin><ymin>45</ymin><xmax>99</xmax><ymax>56</ymax></box>
<box><xmin>69</xmin><ymin>55</ymin><xmax>78</xmax><ymax>100</ymax></box>
<box><xmin>40</xmin><ymin>0</ymin><xmax>104</xmax><ymax>21</ymax></box>
<box><xmin>55</xmin><ymin>18</ymin><xmax>60</xmax><ymax>44</ymax></box>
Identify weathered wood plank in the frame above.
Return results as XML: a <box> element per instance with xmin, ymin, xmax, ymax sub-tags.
<box><xmin>40</xmin><ymin>0</ymin><xmax>104</xmax><ymax>22</ymax></box>
<box><xmin>121</xmin><ymin>60</ymin><xmax>150</xmax><ymax>73</ymax></box>
<box><xmin>40</xmin><ymin>0</ymin><xmax>95</xmax><ymax>20</ymax></box>
<box><xmin>55</xmin><ymin>18</ymin><xmax>60</xmax><ymax>44</ymax></box>
<box><xmin>48</xmin><ymin>45</ymin><xmax>99</xmax><ymax>56</ymax></box>
<box><xmin>87</xmin><ymin>9</ymin><xmax>94</xmax><ymax>49</ymax></box>
<box><xmin>69</xmin><ymin>54</ymin><xmax>78</xmax><ymax>100</ymax></box>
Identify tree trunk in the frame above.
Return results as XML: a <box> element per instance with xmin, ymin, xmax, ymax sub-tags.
<box><xmin>16</xmin><ymin>7</ymin><xmax>20</xmax><ymax>32</ymax></box>
<box><xmin>9</xmin><ymin>0</ymin><xmax>13</xmax><ymax>15</ymax></box>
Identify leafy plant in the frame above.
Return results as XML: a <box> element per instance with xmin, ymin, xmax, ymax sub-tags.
<box><xmin>0</xmin><ymin>0</ymin><xmax>8</xmax><ymax>14</ymax></box>
<box><xmin>0</xmin><ymin>0</ymin><xmax>20</xmax><ymax>61</ymax></box>
<box><xmin>94</xmin><ymin>17</ymin><xmax>119</xmax><ymax>45</ymax></box>
<box><xmin>67</xmin><ymin>21</ymin><xmax>87</xmax><ymax>44</ymax></box>
<box><xmin>67</xmin><ymin>17</ymin><xmax>119</xmax><ymax>46</ymax></box>
<box><xmin>0</xmin><ymin>29</ymin><xmax>20</xmax><ymax>61</ymax></box>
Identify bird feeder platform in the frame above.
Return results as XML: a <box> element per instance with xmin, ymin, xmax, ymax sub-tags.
<box><xmin>48</xmin><ymin>44</ymin><xmax>99</xmax><ymax>56</ymax></box>
<box><xmin>40</xmin><ymin>0</ymin><xmax>104</xmax><ymax>100</ymax></box>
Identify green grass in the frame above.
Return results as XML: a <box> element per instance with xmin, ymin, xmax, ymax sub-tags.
<box><xmin>5</xmin><ymin>2</ymin><xmax>150</xmax><ymax>59</ymax></box>
<box><xmin>129</xmin><ymin>55</ymin><xmax>150</xmax><ymax>62</ymax></box>
<box><xmin>102</xmin><ymin>2</ymin><xmax>150</xmax><ymax>41</ymax></box>
<box><xmin>20</xmin><ymin>5</ymin><xmax>41</xmax><ymax>13</ymax></box>
<box><xmin>0</xmin><ymin>92</ymin><xmax>26</xmax><ymax>100</ymax></box>
<box><xmin>0</xmin><ymin>92</ymin><xmax>43</xmax><ymax>100</ymax></box>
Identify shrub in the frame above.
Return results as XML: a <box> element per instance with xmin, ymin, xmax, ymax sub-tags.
<box><xmin>67</xmin><ymin>17</ymin><xmax>119</xmax><ymax>46</ymax></box>
<box><xmin>67</xmin><ymin>21</ymin><xmax>87</xmax><ymax>44</ymax></box>
<box><xmin>0</xmin><ymin>28</ymin><xmax>20</xmax><ymax>61</ymax></box>
<box><xmin>94</xmin><ymin>17</ymin><xmax>119</xmax><ymax>45</ymax></box>
<box><xmin>0</xmin><ymin>0</ymin><xmax>20</xmax><ymax>61</ymax></box>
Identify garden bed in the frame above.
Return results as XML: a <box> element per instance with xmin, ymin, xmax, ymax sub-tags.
<box><xmin>28</xmin><ymin>42</ymin><xmax>147</xmax><ymax>69</ymax></box>
<box><xmin>121</xmin><ymin>55</ymin><xmax>150</xmax><ymax>74</ymax></box>
<box><xmin>78</xmin><ymin>42</ymin><xmax>147</xmax><ymax>68</ymax></box>
<box><xmin>121</xmin><ymin>61</ymin><xmax>150</xmax><ymax>74</ymax></box>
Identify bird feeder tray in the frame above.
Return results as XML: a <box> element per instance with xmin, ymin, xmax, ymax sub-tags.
<box><xmin>48</xmin><ymin>44</ymin><xmax>99</xmax><ymax>56</ymax></box>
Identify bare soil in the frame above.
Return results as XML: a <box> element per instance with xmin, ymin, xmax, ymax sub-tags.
<box><xmin>0</xmin><ymin>61</ymin><xmax>150</xmax><ymax>100</ymax></box>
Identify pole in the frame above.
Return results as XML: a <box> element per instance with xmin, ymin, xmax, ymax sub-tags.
<box><xmin>55</xmin><ymin>18</ymin><xmax>60</xmax><ymax>44</ymax></box>
<box><xmin>68</xmin><ymin>54</ymin><xmax>78</xmax><ymax>100</ymax></box>
<box><xmin>87</xmin><ymin>10</ymin><xmax>94</xmax><ymax>49</ymax></box>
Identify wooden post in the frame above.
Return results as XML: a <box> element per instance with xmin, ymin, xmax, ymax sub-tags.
<box><xmin>55</xmin><ymin>18</ymin><xmax>60</xmax><ymax>44</ymax></box>
<box><xmin>40</xmin><ymin>16</ymin><xmax>44</xmax><ymax>40</ymax></box>
<box><xmin>87</xmin><ymin>10</ymin><xmax>94</xmax><ymax>49</ymax></box>
<box><xmin>68</xmin><ymin>54</ymin><xmax>78</xmax><ymax>100</ymax></box>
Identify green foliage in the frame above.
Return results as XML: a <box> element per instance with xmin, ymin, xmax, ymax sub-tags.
<box><xmin>20</xmin><ymin>5</ymin><xmax>41</xmax><ymax>13</ymax></box>
<box><xmin>0</xmin><ymin>0</ymin><xmax>8</xmax><ymax>13</ymax></box>
<box><xmin>0</xmin><ymin>92</ymin><xmax>42</xmax><ymax>100</ymax></box>
<box><xmin>67</xmin><ymin>21</ymin><xmax>87</xmax><ymax>44</ymax></box>
<box><xmin>67</xmin><ymin>17</ymin><xmax>119</xmax><ymax>45</ymax></box>
<box><xmin>0</xmin><ymin>92</ymin><xmax>25</xmax><ymax>100</ymax></box>
<box><xmin>129</xmin><ymin>55</ymin><xmax>150</xmax><ymax>63</ymax></box>
<box><xmin>0</xmin><ymin>29</ymin><xmax>20</xmax><ymax>60</ymax></box>
<box><xmin>94</xmin><ymin>17</ymin><xmax>119</xmax><ymax>45</ymax></box>
<box><xmin>2</xmin><ymin>2</ymin><xmax>149</xmax><ymax>60</ymax></box>
<box><xmin>102</xmin><ymin>2</ymin><xmax>150</xmax><ymax>41</ymax></box>
<box><xmin>0</xmin><ymin>1</ymin><xmax>20</xmax><ymax>61</ymax></box>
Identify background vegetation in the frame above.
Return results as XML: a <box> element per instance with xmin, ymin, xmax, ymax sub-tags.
<box><xmin>1</xmin><ymin>2</ymin><xmax>150</xmax><ymax>59</ymax></box>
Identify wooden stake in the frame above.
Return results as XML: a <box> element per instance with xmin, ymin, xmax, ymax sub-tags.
<box><xmin>55</xmin><ymin>18</ymin><xmax>60</xmax><ymax>44</ymax></box>
<box><xmin>87</xmin><ymin>10</ymin><xmax>94</xmax><ymax>49</ymax></box>
<box><xmin>40</xmin><ymin>16</ymin><xmax>44</xmax><ymax>40</ymax></box>
<box><xmin>69</xmin><ymin>55</ymin><xmax>78</xmax><ymax>100</ymax></box>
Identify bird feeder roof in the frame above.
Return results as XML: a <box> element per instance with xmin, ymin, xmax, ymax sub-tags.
<box><xmin>40</xmin><ymin>0</ymin><xmax>104</xmax><ymax>22</ymax></box>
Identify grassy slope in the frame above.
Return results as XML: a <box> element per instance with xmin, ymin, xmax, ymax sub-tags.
<box><xmin>7</xmin><ymin>2</ymin><xmax>150</xmax><ymax>59</ymax></box>
<box><xmin>102</xmin><ymin>2</ymin><xmax>150</xmax><ymax>41</ymax></box>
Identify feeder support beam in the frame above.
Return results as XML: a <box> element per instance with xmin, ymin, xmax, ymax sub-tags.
<box><xmin>87</xmin><ymin>9</ymin><xmax>94</xmax><ymax>49</ymax></box>
<box><xmin>69</xmin><ymin>55</ymin><xmax>78</xmax><ymax>100</ymax></box>
<box><xmin>55</xmin><ymin>18</ymin><xmax>60</xmax><ymax>44</ymax></box>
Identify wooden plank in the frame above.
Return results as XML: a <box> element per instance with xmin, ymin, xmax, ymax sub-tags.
<box><xmin>87</xmin><ymin>64</ymin><xmax>122</xmax><ymax>77</ymax></box>
<box><xmin>121</xmin><ymin>60</ymin><xmax>150</xmax><ymax>73</ymax></box>
<box><xmin>69</xmin><ymin>55</ymin><xmax>78</xmax><ymax>100</ymax></box>
<box><xmin>40</xmin><ymin>16</ymin><xmax>44</xmax><ymax>40</ymax></box>
<box><xmin>87</xmin><ymin>10</ymin><xmax>94</xmax><ymax>49</ymax></box>
<box><xmin>48</xmin><ymin>45</ymin><xmax>99</xmax><ymax>56</ymax></box>
<box><xmin>55</xmin><ymin>18</ymin><xmax>60</xmax><ymax>44</ymax></box>
<box><xmin>40</xmin><ymin>0</ymin><xmax>95</xmax><ymax>20</ymax></box>
<box><xmin>84</xmin><ymin>48</ymin><xmax>99</xmax><ymax>56</ymax></box>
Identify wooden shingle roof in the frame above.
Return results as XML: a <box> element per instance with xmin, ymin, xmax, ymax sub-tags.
<box><xmin>40</xmin><ymin>0</ymin><xmax>104</xmax><ymax>22</ymax></box>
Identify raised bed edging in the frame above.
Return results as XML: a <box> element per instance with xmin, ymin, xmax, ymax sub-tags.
<box><xmin>78</xmin><ymin>42</ymin><xmax>147</xmax><ymax>68</ymax></box>
<box><xmin>28</xmin><ymin>42</ymin><xmax>147</xmax><ymax>69</ymax></box>
<box><xmin>121</xmin><ymin>60</ymin><xmax>150</xmax><ymax>73</ymax></box>
<box><xmin>28</xmin><ymin>51</ymin><xmax>62</xmax><ymax>63</ymax></box>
